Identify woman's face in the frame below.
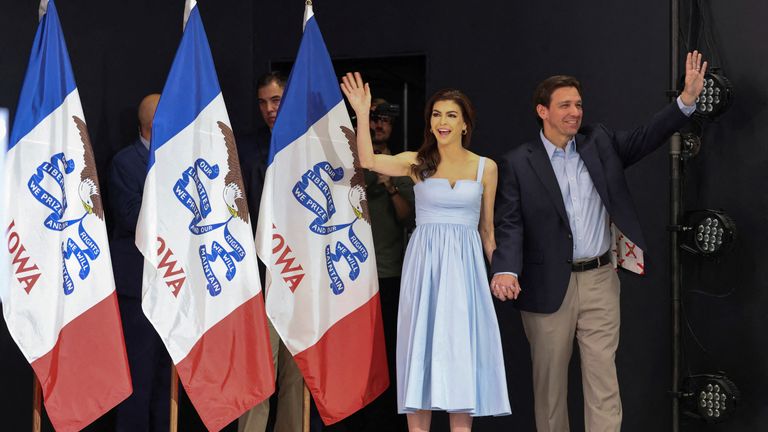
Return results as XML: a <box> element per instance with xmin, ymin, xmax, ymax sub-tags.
<box><xmin>430</xmin><ymin>99</ymin><xmax>466</xmax><ymax>145</ymax></box>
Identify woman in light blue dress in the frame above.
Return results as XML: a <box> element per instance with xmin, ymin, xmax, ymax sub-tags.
<box><xmin>341</xmin><ymin>72</ymin><xmax>515</xmax><ymax>431</ymax></box>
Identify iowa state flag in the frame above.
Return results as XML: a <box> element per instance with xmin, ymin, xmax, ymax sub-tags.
<box><xmin>255</xmin><ymin>4</ymin><xmax>388</xmax><ymax>425</ymax></box>
<box><xmin>1</xmin><ymin>1</ymin><xmax>131</xmax><ymax>431</ymax></box>
<box><xmin>135</xmin><ymin>1</ymin><xmax>274</xmax><ymax>430</ymax></box>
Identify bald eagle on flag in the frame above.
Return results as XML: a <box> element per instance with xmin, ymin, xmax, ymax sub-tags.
<box><xmin>73</xmin><ymin>115</ymin><xmax>104</xmax><ymax>220</ymax></box>
<box><xmin>341</xmin><ymin>125</ymin><xmax>370</xmax><ymax>224</ymax></box>
<box><xmin>219</xmin><ymin>121</ymin><xmax>249</xmax><ymax>223</ymax></box>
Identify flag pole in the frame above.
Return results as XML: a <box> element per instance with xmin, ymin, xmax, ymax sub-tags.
<box><xmin>303</xmin><ymin>0</ymin><xmax>312</xmax><ymax>430</ymax></box>
<box><xmin>30</xmin><ymin>7</ymin><xmax>47</xmax><ymax>432</ymax></box>
<box><xmin>303</xmin><ymin>384</ymin><xmax>310</xmax><ymax>432</ymax></box>
<box><xmin>32</xmin><ymin>375</ymin><xmax>42</xmax><ymax>432</ymax></box>
<box><xmin>302</xmin><ymin>6</ymin><xmax>312</xmax><ymax>432</ymax></box>
<box><xmin>170</xmin><ymin>366</ymin><xmax>179</xmax><ymax>432</ymax></box>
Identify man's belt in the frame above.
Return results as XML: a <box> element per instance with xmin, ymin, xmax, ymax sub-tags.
<box><xmin>572</xmin><ymin>250</ymin><xmax>612</xmax><ymax>273</ymax></box>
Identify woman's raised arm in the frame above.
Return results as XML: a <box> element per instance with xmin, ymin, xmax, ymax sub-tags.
<box><xmin>341</xmin><ymin>72</ymin><xmax>416</xmax><ymax>177</ymax></box>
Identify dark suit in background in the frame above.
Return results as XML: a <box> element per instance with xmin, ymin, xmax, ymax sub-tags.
<box><xmin>236</xmin><ymin>126</ymin><xmax>306</xmax><ymax>432</ymax></box>
<box><xmin>236</xmin><ymin>127</ymin><xmax>270</xmax><ymax>236</ymax></box>
<box><xmin>109</xmin><ymin>139</ymin><xmax>171</xmax><ymax>432</ymax></box>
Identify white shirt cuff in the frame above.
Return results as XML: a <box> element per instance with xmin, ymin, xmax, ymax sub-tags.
<box><xmin>677</xmin><ymin>95</ymin><xmax>696</xmax><ymax>117</ymax></box>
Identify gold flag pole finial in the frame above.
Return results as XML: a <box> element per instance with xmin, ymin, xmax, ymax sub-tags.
<box><xmin>306</xmin><ymin>0</ymin><xmax>312</xmax><ymax>5</ymax></box>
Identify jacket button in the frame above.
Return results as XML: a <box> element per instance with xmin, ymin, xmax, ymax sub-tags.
<box><xmin>567</xmin><ymin>234</ymin><xmax>573</xmax><ymax>239</ymax></box>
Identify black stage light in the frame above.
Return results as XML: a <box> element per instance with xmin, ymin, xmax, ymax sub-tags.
<box><xmin>681</xmin><ymin>132</ymin><xmax>702</xmax><ymax>160</ymax></box>
<box><xmin>682</xmin><ymin>69</ymin><xmax>733</xmax><ymax>120</ymax></box>
<box><xmin>683</xmin><ymin>374</ymin><xmax>740</xmax><ymax>423</ymax></box>
<box><xmin>680</xmin><ymin>209</ymin><xmax>736</xmax><ymax>258</ymax></box>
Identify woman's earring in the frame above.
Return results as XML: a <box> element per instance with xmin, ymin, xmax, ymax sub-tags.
<box><xmin>462</xmin><ymin>129</ymin><xmax>467</xmax><ymax>135</ymax></box>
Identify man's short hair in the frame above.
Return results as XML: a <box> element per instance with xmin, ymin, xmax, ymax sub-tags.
<box><xmin>533</xmin><ymin>75</ymin><xmax>582</xmax><ymax>127</ymax></box>
<box><xmin>371</xmin><ymin>98</ymin><xmax>388</xmax><ymax>108</ymax></box>
<box><xmin>256</xmin><ymin>71</ymin><xmax>287</xmax><ymax>91</ymax></box>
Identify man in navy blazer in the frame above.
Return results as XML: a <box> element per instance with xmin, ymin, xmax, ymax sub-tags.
<box><xmin>109</xmin><ymin>94</ymin><xmax>171</xmax><ymax>432</ymax></box>
<box><xmin>490</xmin><ymin>52</ymin><xmax>707</xmax><ymax>432</ymax></box>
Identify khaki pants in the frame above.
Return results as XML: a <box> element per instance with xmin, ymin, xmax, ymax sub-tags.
<box><xmin>238</xmin><ymin>321</ymin><xmax>304</xmax><ymax>432</ymax></box>
<box><xmin>521</xmin><ymin>264</ymin><xmax>622</xmax><ymax>432</ymax></box>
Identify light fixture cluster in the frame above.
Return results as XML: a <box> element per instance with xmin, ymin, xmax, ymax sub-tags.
<box><xmin>681</xmin><ymin>210</ymin><xmax>736</xmax><ymax>258</ymax></box>
<box><xmin>694</xmin><ymin>72</ymin><xmax>733</xmax><ymax>119</ymax></box>
<box><xmin>681</xmin><ymin>68</ymin><xmax>733</xmax><ymax>121</ymax></box>
<box><xmin>683</xmin><ymin>374</ymin><xmax>740</xmax><ymax>423</ymax></box>
<box><xmin>698</xmin><ymin>382</ymin><xmax>728</xmax><ymax>419</ymax></box>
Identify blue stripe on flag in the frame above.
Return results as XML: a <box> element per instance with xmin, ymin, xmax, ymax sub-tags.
<box><xmin>148</xmin><ymin>6</ymin><xmax>221</xmax><ymax>170</ymax></box>
<box><xmin>9</xmin><ymin>0</ymin><xmax>76</xmax><ymax>151</ymax></box>
<box><xmin>268</xmin><ymin>16</ymin><xmax>343</xmax><ymax>166</ymax></box>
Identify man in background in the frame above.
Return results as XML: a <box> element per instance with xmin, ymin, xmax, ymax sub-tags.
<box><xmin>238</xmin><ymin>71</ymin><xmax>304</xmax><ymax>432</ymax></box>
<box><xmin>109</xmin><ymin>93</ymin><xmax>171</xmax><ymax>431</ymax></box>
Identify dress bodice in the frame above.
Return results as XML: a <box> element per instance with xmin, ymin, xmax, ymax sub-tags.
<box><xmin>414</xmin><ymin>157</ymin><xmax>485</xmax><ymax>227</ymax></box>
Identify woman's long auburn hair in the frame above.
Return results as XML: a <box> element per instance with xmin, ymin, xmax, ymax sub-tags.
<box><xmin>411</xmin><ymin>89</ymin><xmax>476</xmax><ymax>180</ymax></box>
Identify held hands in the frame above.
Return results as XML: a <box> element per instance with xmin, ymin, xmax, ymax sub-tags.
<box><xmin>340</xmin><ymin>72</ymin><xmax>371</xmax><ymax>116</ymax></box>
<box><xmin>680</xmin><ymin>50</ymin><xmax>708</xmax><ymax>107</ymax></box>
<box><xmin>490</xmin><ymin>274</ymin><xmax>522</xmax><ymax>301</ymax></box>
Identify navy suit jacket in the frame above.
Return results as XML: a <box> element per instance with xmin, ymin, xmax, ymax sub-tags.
<box><xmin>236</xmin><ymin>127</ymin><xmax>270</xmax><ymax>285</ymax></box>
<box><xmin>108</xmin><ymin>139</ymin><xmax>149</xmax><ymax>299</ymax></box>
<box><xmin>236</xmin><ymin>127</ymin><xmax>270</xmax><ymax>236</ymax></box>
<box><xmin>491</xmin><ymin>102</ymin><xmax>690</xmax><ymax>313</ymax></box>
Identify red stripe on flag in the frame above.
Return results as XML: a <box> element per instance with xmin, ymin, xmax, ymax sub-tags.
<box><xmin>31</xmin><ymin>292</ymin><xmax>132</xmax><ymax>432</ymax></box>
<box><xmin>294</xmin><ymin>293</ymin><xmax>389</xmax><ymax>425</ymax></box>
<box><xmin>176</xmin><ymin>293</ymin><xmax>275</xmax><ymax>432</ymax></box>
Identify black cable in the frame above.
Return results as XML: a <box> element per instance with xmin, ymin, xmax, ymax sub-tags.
<box><xmin>696</xmin><ymin>0</ymin><xmax>725</xmax><ymax>68</ymax></box>
<box><xmin>685</xmin><ymin>287</ymin><xmax>736</xmax><ymax>298</ymax></box>
<box><xmin>680</xmin><ymin>299</ymin><xmax>711</xmax><ymax>356</ymax></box>
<box><xmin>685</xmin><ymin>0</ymin><xmax>698</xmax><ymax>52</ymax></box>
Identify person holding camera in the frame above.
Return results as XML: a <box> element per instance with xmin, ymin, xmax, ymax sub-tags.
<box><xmin>328</xmin><ymin>98</ymin><xmax>414</xmax><ymax>431</ymax></box>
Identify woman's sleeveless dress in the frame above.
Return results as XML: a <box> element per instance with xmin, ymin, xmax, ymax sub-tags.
<box><xmin>396</xmin><ymin>157</ymin><xmax>511</xmax><ymax>416</ymax></box>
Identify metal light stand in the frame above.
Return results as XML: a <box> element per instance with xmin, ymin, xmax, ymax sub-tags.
<box><xmin>669</xmin><ymin>0</ymin><xmax>683</xmax><ymax>431</ymax></box>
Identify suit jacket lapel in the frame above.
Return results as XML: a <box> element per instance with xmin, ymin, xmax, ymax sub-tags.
<box><xmin>575</xmin><ymin>133</ymin><xmax>610</xmax><ymax>206</ymax></box>
<box><xmin>527</xmin><ymin>141</ymin><xmax>568</xmax><ymax>225</ymax></box>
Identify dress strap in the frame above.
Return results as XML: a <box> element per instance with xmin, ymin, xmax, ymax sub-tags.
<box><xmin>475</xmin><ymin>157</ymin><xmax>486</xmax><ymax>182</ymax></box>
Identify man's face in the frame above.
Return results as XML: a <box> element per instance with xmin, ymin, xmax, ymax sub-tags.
<box><xmin>371</xmin><ymin>107</ymin><xmax>393</xmax><ymax>145</ymax></box>
<box><xmin>537</xmin><ymin>86</ymin><xmax>583</xmax><ymax>143</ymax></box>
<box><xmin>258</xmin><ymin>81</ymin><xmax>284</xmax><ymax>130</ymax></box>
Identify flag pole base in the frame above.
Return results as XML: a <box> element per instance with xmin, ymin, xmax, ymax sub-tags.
<box><xmin>303</xmin><ymin>383</ymin><xmax>310</xmax><ymax>432</ymax></box>
<box><xmin>170</xmin><ymin>365</ymin><xmax>179</xmax><ymax>432</ymax></box>
<box><xmin>32</xmin><ymin>374</ymin><xmax>42</xmax><ymax>432</ymax></box>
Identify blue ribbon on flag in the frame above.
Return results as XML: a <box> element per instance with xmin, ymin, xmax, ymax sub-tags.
<box><xmin>27</xmin><ymin>153</ymin><xmax>84</xmax><ymax>231</ymax></box>
<box><xmin>198</xmin><ymin>223</ymin><xmax>247</xmax><ymax>296</ymax></box>
<box><xmin>325</xmin><ymin>221</ymin><xmax>369</xmax><ymax>295</ymax></box>
<box><xmin>293</xmin><ymin>162</ymin><xmax>345</xmax><ymax>234</ymax></box>
<box><xmin>293</xmin><ymin>161</ymin><xmax>369</xmax><ymax>294</ymax></box>
<box><xmin>27</xmin><ymin>152</ymin><xmax>102</xmax><ymax>295</ymax></box>
<box><xmin>61</xmin><ymin>222</ymin><xmax>101</xmax><ymax>295</ymax></box>
<box><xmin>173</xmin><ymin>158</ymin><xmax>227</xmax><ymax>234</ymax></box>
